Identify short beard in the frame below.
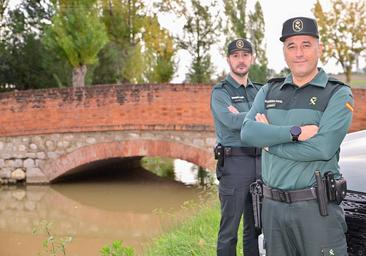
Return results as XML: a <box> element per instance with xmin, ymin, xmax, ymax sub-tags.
<box><xmin>228</xmin><ymin>61</ymin><xmax>249</xmax><ymax>78</ymax></box>
<box><xmin>232</xmin><ymin>70</ymin><xmax>249</xmax><ymax>77</ymax></box>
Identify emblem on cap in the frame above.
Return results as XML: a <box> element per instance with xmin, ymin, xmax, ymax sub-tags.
<box><xmin>292</xmin><ymin>19</ymin><xmax>303</xmax><ymax>32</ymax></box>
<box><xmin>236</xmin><ymin>40</ymin><xmax>244</xmax><ymax>48</ymax></box>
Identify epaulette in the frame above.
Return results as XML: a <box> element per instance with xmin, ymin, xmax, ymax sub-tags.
<box><xmin>267</xmin><ymin>77</ymin><xmax>285</xmax><ymax>84</ymax></box>
<box><xmin>212</xmin><ymin>80</ymin><xmax>227</xmax><ymax>90</ymax></box>
<box><xmin>252</xmin><ymin>82</ymin><xmax>264</xmax><ymax>87</ymax></box>
<box><xmin>328</xmin><ymin>77</ymin><xmax>349</xmax><ymax>87</ymax></box>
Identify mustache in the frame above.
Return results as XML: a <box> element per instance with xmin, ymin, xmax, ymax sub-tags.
<box><xmin>236</xmin><ymin>64</ymin><xmax>247</xmax><ymax>69</ymax></box>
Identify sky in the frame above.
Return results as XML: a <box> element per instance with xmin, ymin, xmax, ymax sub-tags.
<box><xmin>7</xmin><ymin>0</ymin><xmax>353</xmax><ymax>83</ymax></box>
<box><xmin>158</xmin><ymin>0</ymin><xmax>345</xmax><ymax>82</ymax></box>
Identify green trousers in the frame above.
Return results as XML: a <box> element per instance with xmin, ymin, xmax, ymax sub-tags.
<box><xmin>262</xmin><ymin>198</ymin><xmax>347</xmax><ymax>256</ymax></box>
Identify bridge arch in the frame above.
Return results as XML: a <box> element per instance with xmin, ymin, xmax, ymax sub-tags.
<box><xmin>44</xmin><ymin>139</ymin><xmax>216</xmax><ymax>182</ymax></box>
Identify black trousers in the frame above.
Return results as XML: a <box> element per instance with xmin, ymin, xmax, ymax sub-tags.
<box><xmin>216</xmin><ymin>154</ymin><xmax>260</xmax><ymax>256</ymax></box>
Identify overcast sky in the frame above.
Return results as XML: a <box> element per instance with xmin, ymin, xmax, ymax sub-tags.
<box><xmin>158</xmin><ymin>0</ymin><xmax>346</xmax><ymax>82</ymax></box>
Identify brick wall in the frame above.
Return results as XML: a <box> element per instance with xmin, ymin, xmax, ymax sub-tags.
<box><xmin>0</xmin><ymin>84</ymin><xmax>214</xmax><ymax>137</ymax></box>
<box><xmin>0</xmin><ymin>84</ymin><xmax>364</xmax><ymax>137</ymax></box>
<box><xmin>350</xmin><ymin>89</ymin><xmax>366</xmax><ymax>132</ymax></box>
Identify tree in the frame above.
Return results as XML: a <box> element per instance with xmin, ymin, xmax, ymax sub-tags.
<box><xmin>224</xmin><ymin>0</ymin><xmax>247</xmax><ymax>40</ymax></box>
<box><xmin>44</xmin><ymin>0</ymin><xmax>108</xmax><ymax>87</ymax></box>
<box><xmin>313</xmin><ymin>0</ymin><xmax>366</xmax><ymax>83</ymax></box>
<box><xmin>93</xmin><ymin>0</ymin><xmax>136</xmax><ymax>84</ymax></box>
<box><xmin>94</xmin><ymin>0</ymin><xmax>175</xmax><ymax>84</ymax></box>
<box><xmin>249</xmin><ymin>1</ymin><xmax>267</xmax><ymax>67</ymax></box>
<box><xmin>143</xmin><ymin>15</ymin><xmax>175</xmax><ymax>83</ymax></box>
<box><xmin>248</xmin><ymin>1</ymin><xmax>268</xmax><ymax>83</ymax></box>
<box><xmin>0</xmin><ymin>0</ymin><xmax>8</xmax><ymax>30</ymax></box>
<box><xmin>178</xmin><ymin>0</ymin><xmax>221</xmax><ymax>83</ymax></box>
<box><xmin>0</xmin><ymin>0</ymin><xmax>72</xmax><ymax>90</ymax></box>
<box><xmin>0</xmin><ymin>0</ymin><xmax>8</xmax><ymax>21</ymax></box>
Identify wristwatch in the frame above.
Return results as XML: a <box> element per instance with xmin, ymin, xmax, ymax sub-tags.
<box><xmin>290</xmin><ymin>126</ymin><xmax>302</xmax><ymax>142</ymax></box>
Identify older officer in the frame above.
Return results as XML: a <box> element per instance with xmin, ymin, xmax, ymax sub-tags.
<box><xmin>211</xmin><ymin>39</ymin><xmax>262</xmax><ymax>256</ymax></box>
<box><xmin>241</xmin><ymin>17</ymin><xmax>353</xmax><ymax>255</ymax></box>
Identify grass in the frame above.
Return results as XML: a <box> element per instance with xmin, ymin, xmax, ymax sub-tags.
<box><xmin>141</xmin><ymin>157</ymin><xmax>175</xmax><ymax>178</ymax></box>
<box><xmin>333</xmin><ymin>74</ymin><xmax>366</xmax><ymax>88</ymax></box>
<box><xmin>144</xmin><ymin>191</ymin><xmax>244</xmax><ymax>256</ymax></box>
<box><xmin>33</xmin><ymin>188</ymin><xmax>245</xmax><ymax>256</ymax></box>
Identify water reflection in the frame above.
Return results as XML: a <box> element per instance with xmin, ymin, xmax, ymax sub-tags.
<box><xmin>0</xmin><ymin>166</ymin><xmax>206</xmax><ymax>256</ymax></box>
<box><xmin>174</xmin><ymin>159</ymin><xmax>216</xmax><ymax>186</ymax></box>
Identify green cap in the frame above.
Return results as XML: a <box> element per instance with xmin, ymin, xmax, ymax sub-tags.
<box><xmin>227</xmin><ymin>39</ymin><xmax>253</xmax><ymax>55</ymax></box>
<box><xmin>280</xmin><ymin>17</ymin><xmax>319</xmax><ymax>42</ymax></box>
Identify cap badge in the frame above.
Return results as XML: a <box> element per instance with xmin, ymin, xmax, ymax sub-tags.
<box><xmin>236</xmin><ymin>40</ymin><xmax>244</xmax><ymax>48</ymax></box>
<box><xmin>292</xmin><ymin>19</ymin><xmax>303</xmax><ymax>32</ymax></box>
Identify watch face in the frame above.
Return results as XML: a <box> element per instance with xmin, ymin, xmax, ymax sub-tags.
<box><xmin>291</xmin><ymin>126</ymin><xmax>301</xmax><ymax>136</ymax></box>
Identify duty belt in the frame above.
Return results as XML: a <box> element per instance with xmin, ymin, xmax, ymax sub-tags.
<box><xmin>263</xmin><ymin>185</ymin><xmax>317</xmax><ymax>204</ymax></box>
<box><xmin>223</xmin><ymin>146</ymin><xmax>261</xmax><ymax>157</ymax></box>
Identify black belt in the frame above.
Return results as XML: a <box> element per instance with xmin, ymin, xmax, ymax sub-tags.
<box><xmin>263</xmin><ymin>185</ymin><xmax>317</xmax><ymax>203</ymax></box>
<box><xmin>223</xmin><ymin>146</ymin><xmax>261</xmax><ymax>157</ymax></box>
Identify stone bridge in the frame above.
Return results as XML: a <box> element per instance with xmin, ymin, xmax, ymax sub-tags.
<box><xmin>0</xmin><ymin>84</ymin><xmax>365</xmax><ymax>183</ymax></box>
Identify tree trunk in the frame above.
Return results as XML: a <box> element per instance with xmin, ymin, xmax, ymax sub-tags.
<box><xmin>72</xmin><ymin>65</ymin><xmax>87</xmax><ymax>87</ymax></box>
<box><xmin>345</xmin><ymin>66</ymin><xmax>352</xmax><ymax>84</ymax></box>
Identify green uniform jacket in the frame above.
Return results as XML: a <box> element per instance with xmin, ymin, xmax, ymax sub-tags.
<box><xmin>240</xmin><ymin>68</ymin><xmax>354</xmax><ymax>190</ymax></box>
<box><xmin>211</xmin><ymin>74</ymin><xmax>261</xmax><ymax>147</ymax></box>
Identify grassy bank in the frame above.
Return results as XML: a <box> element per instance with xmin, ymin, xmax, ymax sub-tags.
<box><xmin>144</xmin><ymin>194</ymin><xmax>244</xmax><ymax>256</ymax></box>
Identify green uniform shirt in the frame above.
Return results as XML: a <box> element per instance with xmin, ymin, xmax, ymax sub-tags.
<box><xmin>241</xmin><ymin>68</ymin><xmax>354</xmax><ymax>190</ymax></box>
<box><xmin>211</xmin><ymin>74</ymin><xmax>261</xmax><ymax>147</ymax></box>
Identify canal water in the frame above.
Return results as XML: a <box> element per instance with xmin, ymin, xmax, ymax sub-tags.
<box><xmin>0</xmin><ymin>159</ymin><xmax>212</xmax><ymax>256</ymax></box>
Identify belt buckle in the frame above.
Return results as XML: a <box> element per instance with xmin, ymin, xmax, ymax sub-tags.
<box><xmin>278</xmin><ymin>190</ymin><xmax>292</xmax><ymax>203</ymax></box>
<box><xmin>224</xmin><ymin>147</ymin><xmax>231</xmax><ymax>156</ymax></box>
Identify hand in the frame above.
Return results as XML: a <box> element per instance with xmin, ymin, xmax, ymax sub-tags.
<box><xmin>299</xmin><ymin>125</ymin><xmax>319</xmax><ymax>141</ymax></box>
<box><xmin>228</xmin><ymin>105</ymin><xmax>239</xmax><ymax>114</ymax></box>
<box><xmin>255</xmin><ymin>113</ymin><xmax>269</xmax><ymax>124</ymax></box>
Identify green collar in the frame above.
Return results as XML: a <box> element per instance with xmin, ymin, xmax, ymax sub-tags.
<box><xmin>226</xmin><ymin>74</ymin><xmax>254</xmax><ymax>88</ymax></box>
<box><xmin>280</xmin><ymin>68</ymin><xmax>328</xmax><ymax>89</ymax></box>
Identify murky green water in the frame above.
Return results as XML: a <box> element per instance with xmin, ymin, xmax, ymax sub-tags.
<box><xmin>0</xmin><ymin>165</ymin><xmax>207</xmax><ymax>256</ymax></box>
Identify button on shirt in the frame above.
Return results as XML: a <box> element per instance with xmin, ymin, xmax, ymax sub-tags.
<box><xmin>211</xmin><ymin>74</ymin><xmax>259</xmax><ymax>147</ymax></box>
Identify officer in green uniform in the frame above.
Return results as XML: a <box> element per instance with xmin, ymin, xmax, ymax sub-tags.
<box><xmin>241</xmin><ymin>17</ymin><xmax>353</xmax><ymax>255</ymax></box>
<box><xmin>211</xmin><ymin>39</ymin><xmax>262</xmax><ymax>256</ymax></box>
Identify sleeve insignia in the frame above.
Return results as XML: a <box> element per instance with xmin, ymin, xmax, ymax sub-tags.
<box><xmin>345</xmin><ymin>102</ymin><xmax>354</xmax><ymax>112</ymax></box>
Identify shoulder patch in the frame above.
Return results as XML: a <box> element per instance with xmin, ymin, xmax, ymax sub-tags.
<box><xmin>345</xmin><ymin>101</ymin><xmax>354</xmax><ymax>112</ymax></box>
<box><xmin>267</xmin><ymin>77</ymin><xmax>285</xmax><ymax>84</ymax></box>
<box><xmin>328</xmin><ymin>77</ymin><xmax>349</xmax><ymax>87</ymax></box>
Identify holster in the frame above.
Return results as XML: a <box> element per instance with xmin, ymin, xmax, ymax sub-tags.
<box><xmin>315</xmin><ymin>171</ymin><xmax>328</xmax><ymax>216</ymax></box>
<box><xmin>315</xmin><ymin>170</ymin><xmax>348</xmax><ymax>217</ymax></box>
<box><xmin>250</xmin><ymin>179</ymin><xmax>263</xmax><ymax>236</ymax></box>
<box><xmin>214</xmin><ymin>144</ymin><xmax>224</xmax><ymax>167</ymax></box>
<box><xmin>324</xmin><ymin>171</ymin><xmax>347</xmax><ymax>205</ymax></box>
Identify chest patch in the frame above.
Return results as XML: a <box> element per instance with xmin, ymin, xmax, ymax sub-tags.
<box><xmin>231</xmin><ymin>96</ymin><xmax>245</xmax><ymax>103</ymax></box>
<box><xmin>265</xmin><ymin>99</ymin><xmax>283</xmax><ymax>108</ymax></box>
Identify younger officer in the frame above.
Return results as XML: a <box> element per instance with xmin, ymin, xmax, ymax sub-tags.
<box><xmin>241</xmin><ymin>17</ymin><xmax>353</xmax><ymax>255</ymax></box>
<box><xmin>211</xmin><ymin>39</ymin><xmax>261</xmax><ymax>256</ymax></box>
